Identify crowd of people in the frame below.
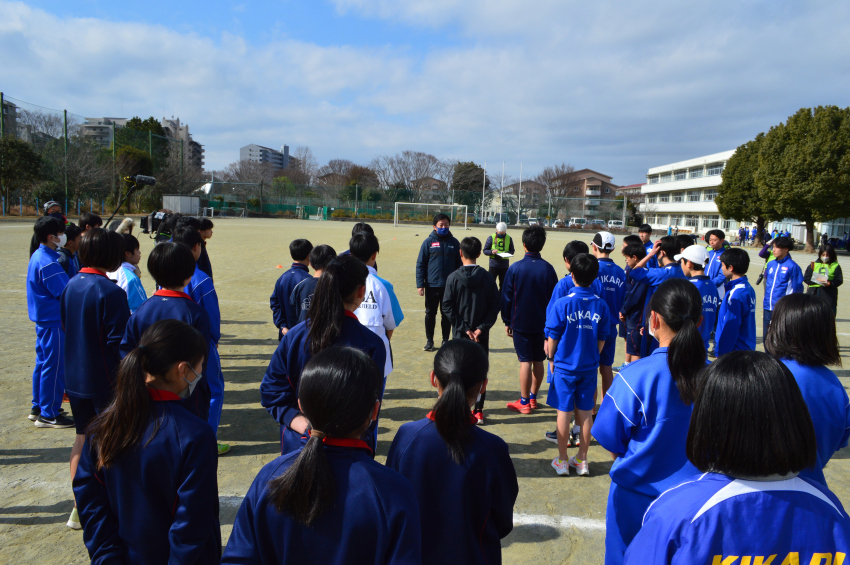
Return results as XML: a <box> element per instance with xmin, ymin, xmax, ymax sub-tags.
<box><xmin>22</xmin><ymin>203</ymin><xmax>850</xmax><ymax>564</ymax></box>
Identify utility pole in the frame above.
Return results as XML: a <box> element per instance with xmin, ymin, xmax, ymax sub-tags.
<box><xmin>63</xmin><ymin>110</ymin><xmax>68</xmax><ymax>205</ymax></box>
<box><xmin>517</xmin><ymin>162</ymin><xmax>523</xmax><ymax>226</ymax></box>
<box><xmin>481</xmin><ymin>161</ymin><xmax>486</xmax><ymax>224</ymax></box>
<box><xmin>499</xmin><ymin>162</ymin><xmax>504</xmax><ymax>220</ymax></box>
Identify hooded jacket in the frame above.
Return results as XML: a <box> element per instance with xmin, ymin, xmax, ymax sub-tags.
<box><xmin>416</xmin><ymin>229</ymin><xmax>462</xmax><ymax>288</ymax></box>
<box><xmin>442</xmin><ymin>264</ymin><xmax>501</xmax><ymax>335</ymax></box>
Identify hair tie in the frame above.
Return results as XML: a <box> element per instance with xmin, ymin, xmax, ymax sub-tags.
<box><xmin>449</xmin><ymin>369</ymin><xmax>464</xmax><ymax>380</ymax></box>
<box><xmin>679</xmin><ymin>315</ymin><xmax>692</xmax><ymax>323</ymax></box>
<box><xmin>136</xmin><ymin>344</ymin><xmax>148</xmax><ymax>355</ymax></box>
<box><xmin>309</xmin><ymin>429</ymin><xmax>327</xmax><ymax>440</ymax></box>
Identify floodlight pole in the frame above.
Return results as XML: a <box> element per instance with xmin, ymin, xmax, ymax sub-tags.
<box><xmin>517</xmin><ymin>162</ymin><xmax>522</xmax><ymax>226</ymax></box>
<box><xmin>499</xmin><ymin>162</ymin><xmax>504</xmax><ymax>220</ymax></box>
<box><xmin>481</xmin><ymin>161</ymin><xmax>486</xmax><ymax>224</ymax></box>
<box><xmin>63</xmin><ymin>110</ymin><xmax>68</xmax><ymax>204</ymax></box>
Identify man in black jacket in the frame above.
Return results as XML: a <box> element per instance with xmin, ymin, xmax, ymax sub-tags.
<box><xmin>482</xmin><ymin>222</ymin><xmax>515</xmax><ymax>291</ymax></box>
<box><xmin>416</xmin><ymin>213</ymin><xmax>462</xmax><ymax>351</ymax></box>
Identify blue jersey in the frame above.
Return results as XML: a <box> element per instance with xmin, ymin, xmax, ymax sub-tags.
<box><xmin>27</xmin><ymin>244</ymin><xmax>69</xmax><ymax>327</ymax></box>
<box><xmin>625</xmin><ymin>473</ymin><xmax>850</xmax><ymax>565</ymax></box>
<box><xmin>184</xmin><ymin>265</ymin><xmax>220</xmax><ymax>343</ymax></box>
<box><xmin>763</xmin><ymin>254</ymin><xmax>804</xmax><ymax>310</ymax></box>
<box><xmin>620</xmin><ymin>265</ymin><xmax>649</xmax><ymax>330</ymax></box>
<box><xmin>688</xmin><ymin>275</ymin><xmax>720</xmax><ymax>349</ymax></box>
<box><xmin>545</xmin><ymin>287</ymin><xmax>610</xmax><ymax>374</ymax></box>
<box><xmin>783</xmin><ymin>359</ymin><xmax>850</xmax><ymax>485</ymax></box>
<box><xmin>73</xmin><ymin>389</ymin><xmax>220</xmax><ymax>565</ymax></box>
<box><xmin>592</xmin><ymin>347</ymin><xmax>700</xmax><ymax>496</ymax></box>
<box><xmin>715</xmin><ymin>276</ymin><xmax>757</xmax><ymax>356</ymax></box>
<box><xmin>60</xmin><ymin>269</ymin><xmax>131</xmax><ymax>399</ymax></box>
<box><xmin>222</xmin><ymin>439</ymin><xmax>421</xmax><ymax>565</ymax></box>
<box><xmin>289</xmin><ymin>276</ymin><xmax>318</xmax><ymax>326</ymax></box>
<box><xmin>596</xmin><ymin>258</ymin><xmax>627</xmax><ymax>331</ymax></box>
<box><xmin>630</xmin><ymin>263</ymin><xmax>687</xmax><ymax>355</ymax></box>
<box><xmin>386</xmin><ymin>414</ymin><xmax>518</xmax><ymax>565</ymax></box>
<box><xmin>501</xmin><ymin>252</ymin><xmax>558</xmax><ymax>333</ymax></box>
<box><xmin>706</xmin><ymin>246</ymin><xmax>728</xmax><ymax>289</ymax></box>
<box><xmin>545</xmin><ymin>274</ymin><xmax>602</xmax><ymax>337</ymax></box>
<box><xmin>110</xmin><ymin>263</ymin><xmax>147</xmax><ymax>314</ymax></box>
<box><xmin>270</xmin><ymin>263</ymin><xmax>311</xmax><ymax>330</ymax></box>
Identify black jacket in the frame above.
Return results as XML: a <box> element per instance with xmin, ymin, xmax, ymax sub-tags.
<box><xmin>442</xmin><ymin>265</ymin><xmax>501</xmax><ymax>335</ymax></box>
<box><xmin>416</xmin><ymin>230</ymin><xmax>462</xmax><ymax>288</ymax></box>
<box><xmin>483</xmin><ymin>234</ymin><xmax>516</xmax><ymax>269</ymax></box>
<box><xmin>198</xmin><ymin>241</ymin><xmax>213</xmax><ymax>281</ymax></box>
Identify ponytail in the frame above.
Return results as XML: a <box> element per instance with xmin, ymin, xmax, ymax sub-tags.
<box><xmin>306</xmin><ymin>255</ymin><xmax>367</xmax><ymax>355</ymax></box>
<box><xmin>431</xmin><ymin>340</ymin><xmax>489</xmax><ymax>464</ymax></box>
<box><xmin>649</xmin><ymin>279</ymin><xmax>706</xmax><ymax>405</ymax></box>
<box><xmin>268</xmin><ymin>347</ymin><xmax>382</xmax><ymax>525</ymax></box>
<box><xmin>87</xmin><ymin>319</ymin><xmax>207</xmax><ymax>469</ymax></box>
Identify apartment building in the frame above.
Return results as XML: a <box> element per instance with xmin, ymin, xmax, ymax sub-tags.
<box><xmin>79</xmin><ymin>117</ymin><xmax>128</xmax><ymax>147</ymax></box>
<box><xmin>240</xmin><ymin>144</ymin><xmax>290</xmax><ymax>169</ymax></box>
<box><xmin>161</xmin><ymin>117</ymin><xmax>204</xmax><ymax>171</ymax></box>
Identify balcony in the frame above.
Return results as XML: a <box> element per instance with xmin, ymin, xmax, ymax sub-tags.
<box><xmin>585</xmin><ymin>199</ymin><xmax>601</xmax><ymax>207</ymax></box>
<box><xmin>586</xmin><ymin>188</ymin><xmax>601</xmax><ymax>196</ymax></box>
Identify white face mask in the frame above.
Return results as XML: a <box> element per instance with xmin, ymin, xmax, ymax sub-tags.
<box><xmin>821</xmin><ymin>256</ymin><xmax>830</xmax><ymax>263</ymax></box>
<box><xmin>177</xmin><ymin>366</ymin><xmax>203</xmax><ymax>399</ymax></box>
<box><xmin>55</xmin><ymin>234</ymin><xmax>67</xmax><ymax>248</ymax></box>
<box><xmin>648</xmin><ymin>315</ymin><xmax>657</xmax><ymax>339</ymax></box>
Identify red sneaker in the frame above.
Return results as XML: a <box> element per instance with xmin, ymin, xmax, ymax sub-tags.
<box><xmin>529</xmin><ymin>398</ymin><xmax>538</xmax><ymax>410</ymax></box>
<box><xmin>63</xmin><ymin>393</ymin><xmax>70</xmax><ymax>404</ymax></box>
<box><xmin>506</xmin><ymin>399</ymin><xmax>532</xmax><ymax>414</ymax></box>
<box><xmin>472</xmin><ymin>410</ymin><xmax>484</xmax><ymax>424</ymax></box>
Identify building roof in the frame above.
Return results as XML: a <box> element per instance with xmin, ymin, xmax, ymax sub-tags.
<box><xmin>617</xmin><ymin>184</ymin><xmax>644</xmax><ymax>190</ymax></box>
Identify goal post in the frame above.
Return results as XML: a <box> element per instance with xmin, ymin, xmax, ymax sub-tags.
<box><xmin>394</xmin><ymin>202</ymin><xmax>468</xmax><ymax>229</ymax></box>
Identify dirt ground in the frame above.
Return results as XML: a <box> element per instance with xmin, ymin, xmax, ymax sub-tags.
<box><xmin>1</xmin><ymin>217</ymin><xmax>848</xmax><ymax>564</ymax></box>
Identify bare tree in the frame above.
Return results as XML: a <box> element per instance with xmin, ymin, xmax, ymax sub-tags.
<box><xmin>432</xmin><ymin>159</ymin><xmax>459</xmax><ymax>204</ymax></box>
<box><xmin>291</xmin><ymin>145</ymin><xmax>318</xmax><ymax>185</ymax></box>
<box><xmin>371</xmin><ymin>151</ymin><xmax>440</xmax><ymax>203</ymax></box>
<box><xmin>17</xmin><ymin>108</ymin><xmax>70</xmax><ymax>141</ymax></box>
<box><xmin>537</xmin><ymin>163</ymin><xmax>581</xmax><ymax>220</ymax></box>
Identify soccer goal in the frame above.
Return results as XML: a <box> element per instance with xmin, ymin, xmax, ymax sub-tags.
<box><xmin>218</xmin><ymin>207</ymin><xmax>246</xmax><ymax>218</ymax></box>
<box><xmin>394</xmin><ymin>202</ymin><xmax>468</xmax><ymax>229</ymax></box>
<box><xmin>200</xmin><ymin>207</ymin><xmax>215</xmax><ymax>217</ymax></box>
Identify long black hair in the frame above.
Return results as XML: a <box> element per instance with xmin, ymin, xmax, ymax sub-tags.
<box><xmin>87</xmin><ymin>319</ymin><xmax>207</xmax><ymax>469</ymax></box>
<box><xmin>306</xmin><ymin>255</ymin><xmax>367</xmax><ymax>355</ymax></box>
<box><xmin>649</xmin><ymin>278</ymin><xmax>706</xmax><ymax>404</ymax></box>
<box><xmin>432</xmin><ymin>340</ymin><xmax>489</xmax><ymax>464</ymax></box>
<box><xmin>267</xmin><ymin>347</ymin><xmax>382</xmax><ymax>526</ymax></box>
<box><xmin>687</xmin><ymin>351</ymin><xmax>816</xmax><ymax>476</ymax></box>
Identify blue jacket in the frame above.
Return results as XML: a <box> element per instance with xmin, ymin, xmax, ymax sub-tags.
<box><xmin>596</xmin><ymin>258</ymin><xmax>627</xmax><ymax>331</ymax></box>
<box><xmin>121</xmin><ymin>290</ymin><xmax>212</xmax><ymax>421</ymax></box>
<box><xmin>73</xmin><ymin>389</ymin><xmax>221</xmax><ymax>565</ymax></box>
<box><xmin>289</xmin><ymin>276</ymin><xmax>318</xmax><ymax>326</ymax></box>
<box><xmin>763</xmin><ymin>254</ymin><xmax>804</xmax><ymax>310</ymax></box>
<box><xmin>545</xmin><ymin>287</ymin><xmax>610</xmax><ymax>375</ymax></box>
<box><xmin>630</xmin><ymin>262</ymin><xmax>688</xmax><ymax>355</ymax></box>
<box><xmin>57</xmin><ymin>247</ymin><xmax>80</xmax><ymax>279</ymax></box>
<box><xmin>706</xmin><ymin>245</ymin><xmax>729</xmax><ymax>288</ymax></box>
<box><xmin>783</xmin><ymin>359</ymin><xmax>850</xmax><ymax>486</ymax></box>
<box><xmin>184</xmin><ymin>266</ymin><xmax>220</xmax><ymax>344</ymax></box>
<box><xmin>60</xmin><ymin>269</ymin><xmax>131</xmax><ymax>399</ymax></box>
<box><xmin>688</xmin><ymin>275</ymin><xmax>720</xmax><ymax>349</ymax></box>
<box><xmin>644</xmin><ymin>241</ymin><xmax>658</xmax><ymax>269</ymax></box>
<box><xmin>501</xmin><ymin>252</ymin><xmax>558</xmax><ymax>333</ymax></box>
<box><xmin>27</xmin><ymin>244</ymin><xmax>69</xmax><ymax>327</ymax></box>
<box><xmin>715</xmin><ymin>276</ymin><xmax>756</xmax><ymax>356</ymax></box>
<box><xmin>270</xmin><ymin>263</ymin><xmax>311</xmax><ymax>330</ymax></box>
<box><xmin>260</xmin><ymin>312</ymin><xmax>387</xmax><ymax>453</ymax></box>
<box><xmin>222</xmin><ymin>440</ymin><xmax>422</xmax><ymax>565</ymax></box>
<box><xmin>592</xmin><ymin>347</ymin><xmax>700</xmax><ymax>497</ymax></box>
<box><xmin>544</xmin><ymin>274</ymin><xmax>602</xmax><ymax>338</ymax></box>
<box><xmin>415</xmin><ymin>229</ymin><xmax>462</xmax><ymax>288</ymax></box>
<box><xmin>625</xmin><ymin>473</ymin><xmax>850</xmax><ymax>565</ymax></box>
<box><xmin>620</xmin><ymin>265</ymin><xmax>648</xmax><ymax>330</ymax></box>
<box><xmin>386</xmin><ymin>414</ymin><xmax>518</xmax><ymax>565</ymax></box>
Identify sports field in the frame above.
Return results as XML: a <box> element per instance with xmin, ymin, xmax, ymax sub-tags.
<box><xmin>1</xmin><ymin>217</ymin><xmax>849</xmax><ymax>564</ymax></box>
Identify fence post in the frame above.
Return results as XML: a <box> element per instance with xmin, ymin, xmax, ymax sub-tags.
<box><xmin>1</xmin><ymin>197</ymin><xmax>3</xmax><ymax>217</ymax></box>
<box><xmin>90</xmin><ymin>198</ymin><xmax>93</xmax><ymax>213</ymax></box>
<box><xmin>111</xmin><ymin>122</ymin><xmax>116</xmax><ymax>205</ymax></box>
<box><xmin>102</xmin><ymin>200</ymin><xmax>104</xmax><ymax>214</ymax></box>
<box><xmin>63</xmin><ymin>110</ymin><xmax>68</xmax><ymax>205</ymax></box>
<box><xmin>36</xmin><ymin>198</ymin><xmax>39</xmax><ymax>215</ymax></box>
<box><xmin>1</xmin><ymin>91</ymin><xmax>4</xmax><ymax>216</ymax></box>
<box><xmin>20</xmin><ymin>197</ymin><xmax>22</xmax><ymax>216</ymax></box>
<box><xmin>77</xmin><ymin>199</ymin><xmax>80</xmax><ymax>215</ymax></box>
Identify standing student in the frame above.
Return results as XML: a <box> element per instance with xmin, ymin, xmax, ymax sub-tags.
<box><xmin>502</xmin><ymin>225</ymin><xmax>559</xmax><ymax>414</ymax></box>
<box><xmin>339</xmin><ymin>222</ymin><xmax>379</xmax><ymax>271</ymax></box>
<box><xmin>442</xmin><ymin>237</ymin><xmax>501</xmax><ymax>423</ymax></box>
<box><xmin>482</xmin><ymin>222</ymin><xmax>515</xmax><ymax>291</ymax></box>
<box><xmin>108</xmin><ymin>233</ymin><xmax>147</xmax><ymax>314</ymax></box>
<box><xmin>43</xmin><ymin>200</ymin><xmax>67</xmax><ymax>223</ymax></box>
<box><xmin>590</xmin><ymin>231</ymin><xmax>626</xmax><ymax>398</ymax></box>
<box><xmin>270</xmin><ymin>239</ymin><xmax>313</xmax><ymax>339</ymax></box>
<box><xmin>386</xmin><ymin>340</ymin><xmax>518</xmax><ymax>565</ymax></box>
<box><xmin>592</xmin><ymin>279</ymin><xmax>706</xmax><ymax>565</ymax></box>
<box><xmin>676</xmin><ymin>245</ymin><xmax>720</xmax><ymax>350</ymax></box>
<box><xmin>625</xmin><ymin>351</ymin><xmax>850</xmax><ymax>565</ymax></box>
<box><xmin>289</xmin><ymin>244</ymin><xmax>337</xmax><ymax>326</ymax></box>
<box><xmin>704</xmin><ymin>229</ymin><xmax>730</xmax><ymax>291</ymax></box>
<box><xmin>27</xmin><ymin>217</ymin><xmax>72</xmax><ymax>428</ymax></box>
<box><xmin>61</xmin><ymin>228</ymin><xmax>132</xmax><ymax>530</ymax></box>
<box><xmin>261</xmin><ymin>255</ymin><xmax>387</xmax><ymax>454</ymax></box>
<box><xmin>350</xmin><ymin>232</ymin><xmax>404</xmax><ymax>378</ymax></box>
<box><xmin>714</xmin><ymin>248</ymin><xmax>757</xmax><ymax>356</ymax></box>
<box><xmin>804</xmin><ymin>243</ymin><xmax>843</xmax><ymax>314</ymax></box>
<box><xmin>57</xmin><ymin>223</ymin><xmax>82</xmax><ymax>278</ymax></box>
<box><xmin>416</xmin><ymin>214</ymin><xmax>462</xmax><ymax>351</ymax></box>
<box><xmin>197</xmin><ymin>217</ymin><xmax>214</xmax><ymax>280</ymax></box>
<box><xmin>225</xmin><ymin>347</ymin><xmax>421</xmax><ymax>565</ymax></box>
<box><xmin>751</xmin><ymin>225</ymin><xmax>758</xmax><ymax>244</ymax></box>
<box><xmin>618</xmin><ymin>241</ymin><xmax>648</xmax><ymax>370</ymax></box>
<box><xmin>173</xmin><ymin>226</ymin><xmax>229</xmax><ymax>455</ymax></box>
<box><xmin>762</xmin><ymin>235</ymin><xmax>804</xmax><ymax>337</ymax></box>
<box><xmin>120</xmin><ymin>243</ymin><xmax>212</xmax><ymax>423</ymax></box>
<box><xmin>765</xmin><ymin>294</ymin><xmax>850</xmax><ymax>486</ymax></box>
<box><xmin>74</xmin><ymin>320</ymin><xmax>221</xmax><ymax>564</ymax></box>
<box><xmin>546</xmin><ymin>241</ymin><xmax>601</xmax><ymax>323</ymax></box>
<box><xmin>545</xmin><ymin>254</ymin><xmax>610</xmax><ymax>476</ymax></box>
<box><xmin>78</xmin><ymin>212</ymin><xmax>103</xmax><ymax>232</ymax></box>
<box><xmin>638</xmin><ymin>224</ymin><xmax>658</xmax><ymax>268</ymax></box>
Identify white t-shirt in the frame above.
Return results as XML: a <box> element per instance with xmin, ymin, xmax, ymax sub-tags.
<box><xmin>354</xmin><ymin>266</ymin><xmax>402</xmax><ymax>376</ymax></box>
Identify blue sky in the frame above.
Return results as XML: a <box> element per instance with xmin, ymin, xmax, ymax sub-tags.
<box><xmin>3</xmin><ymin>0</ymin><xmax>850</xmax><ymax>184</ymax></box>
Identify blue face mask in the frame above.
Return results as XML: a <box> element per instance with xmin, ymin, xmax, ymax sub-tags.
<box><xmin>436</xmin><ymin>227</ymin><xmax>449</xmax><ymax>236</ymax></box>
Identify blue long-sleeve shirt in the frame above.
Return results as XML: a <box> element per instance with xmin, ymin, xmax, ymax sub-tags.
<box><xmin>688</xmin><ymin>275</ymin><xmax>720</xmax><ymax>350</ymax></box>
<box><xmin>60</xmin><ymin>268</ymin><xmax>131</xmax><ymax>399</ymax></box>
<box><xmin>386</xmin><ymin>414</ymin><xmax>518</xmax><ymax>565</ymax></box>
<box><xmin>184</xmin><ymin>265</ymin><xmax>220</xmax><ymax>343</ymax></box>
<box><xmin>630</xmin><ymin>262</ymin><xmax>687</xmax><ymax>355</ymax></box>
<box><xmin>763</xmin><ymin>254</ymin><xmax>804</xmax><ymax>310</ymax></box>
<box><xmin>270</xmin><ymin>263</ymin><xmax>311</xmax><ymax>330</ymax></box>
<box><xmin>596</xmin><ymin>257</ymin><xmax>627</xmax><ymax>331</ymax></box>
<box><xmin>620</xmin><ymin>265</ymin><xmax>649</xmax><ymax>330</ymax></box>
<box><xmin>222</xmin><ymin>440</ymin><xmax>422</xmax><ymax>565</ymax></box>
<box><xmin>27</xmin><ymin>244</ymin><xmax>69</xmax><ymax>327</ymax></box>
<box><xmin>715</xmin><ymin>276</ymin><xmax>756</xmax><ymax>356</ymax></box>
<box><xmin>501</xmin><ymin>252</ymin><xmax>558</xmax><ymax>333</ymax></box>
<box><xmin>415</xmin><ymin>229</ymin><xmax>462</xmax><ymax>288</ymax></box>
<box><xmin>545</xmin><ymin>286</ymin><xmax>610</xmax><ymax>374</ymax></box>
<box><xmin>705</xmin><ymin>246</ymin><xmax>729</xmax><ymax>288</ymax></box>
<box><xmin>544</xmin><ymin>274</ymin><xmax>602</xmax><ymax>338</ymax></box>
<box><xmin>73</xmin><ymin>389</ymin><xmax>221</xmax><ymax>565</ymax></box>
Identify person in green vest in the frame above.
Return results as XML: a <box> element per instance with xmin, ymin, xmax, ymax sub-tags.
<box><xmin>804</xmin><ymin>243</ymin><xmax>843</xmax><ymax>314</ymax></box>
<box><xmin>483</xmin><ymin>222</ymin><xmax>515</xmax><ymax>291</ymax></box>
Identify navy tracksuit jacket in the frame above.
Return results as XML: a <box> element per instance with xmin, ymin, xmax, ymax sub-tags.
<box><xmin>270</xmin><ymin>263</ymin><xmax>311</xmax><ymax>331</ymax></box>
<box><xmin>501</xmin><ymin>252</ymin><xmax>558</xmax><ymax>333</ymax></box>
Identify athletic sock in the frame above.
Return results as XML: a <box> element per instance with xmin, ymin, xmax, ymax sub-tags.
<box><xmin>520</xmin><ymin>396</ymin><xmax>529</xmax><ymax>405</ymax></box>
<box><xmin>529</xmin><ymin>392</ymin><xmax>537</xmax><ymax>400</ymax></box>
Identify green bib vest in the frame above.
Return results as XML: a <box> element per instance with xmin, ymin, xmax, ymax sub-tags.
<box><xmin>493</xmin><ymin>233</ymin><xmax>511</xmax><ymax>255</ymax></box>
<box><xmin>810</xmin><ymin>261</ymin><xmax>839</xmax><ymax>288</ymax></box>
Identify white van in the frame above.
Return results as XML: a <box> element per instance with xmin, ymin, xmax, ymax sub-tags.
<box><xmin>608</xmin><ymin>220</ymin><xmax>624</xmax><ymax>229</ymax></box>
<box><xmin>568</xmin><ymin>218</ymin><xmax>587</xmax><ymax>228</ymax></box>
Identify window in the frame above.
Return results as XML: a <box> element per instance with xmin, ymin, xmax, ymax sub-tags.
<box><xmin>708</xmin><ymin>163</ymin><xmax>724</xmax><ymax>176</ymax></box>
<box><xmin>645</xmin><ymin>214</ymin><xmax>656</xmax><ymax>224</ymax></box>
<box><xmin>604</xmin><ymin>187</ymin><xmax>610</xmax><ymax>193</ymax></box>
<box><xmin>660</xmin><ymin>172</ymin><xmax>672</xmax><ymax>183</ymax></box>
<box><xmin>690</xmin><ymin>167</ymin><xmax>704</xmax><ymax>179</ymax></box>
<box><xmin>673</xmin><ymin>193</ymin><xmax>684</xmax><ymax>203</ymax></box>
<box><xmin>647</xmin><ymin>194</ymin><xmax>657</xmax><ymax>203</ymax></box>
<box><xmin>703</xmin><ymin>189</ymin><xmax>718</xmax><ymax>201</ymax></box>
<box><xmin>670</xmin><ymin>215</ymin><xmax>682</xmax><ymax>226</ymax></box>
<box><xmin>687</xmin><ymin>190</ymin><xmax>701</xmax><ymax>202</ymax></box>
<box><xmin>674</xmin><ymin>169</ymin><xmax>687</xmax><ymax>181</ymax></box>
<box><xmin>685</xmin><ymin>214</ymin><xmax>699</xmax><ymax>227</ymax></box>
<box><xmin>659</xmin><ymin>193</ymin><xmax>669</xmax><ymax>203</ymax></box>
<box><xmin>722</xmin><ymin>219</ymin><xmax>737</xmax><ymax>230</ymax></box>
<box><xmin>648</xmin><ymin>175</ymin><xmax>659</xmax><ymax>184</ymax></box>
<box><xmin>658</xmin><ymin>214</ymin><xmax>669</xmax><ymax>226</ymax></box>
<box><xmin>702</xmin><ymin>215</ymin><xmax>720</xmax><ymax>228</ymax></box>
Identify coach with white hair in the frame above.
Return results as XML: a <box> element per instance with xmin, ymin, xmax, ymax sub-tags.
<box><xmin>483</xmin><ymin>222</ymin><xmax>515</xmax><ymax>291</ymax></box>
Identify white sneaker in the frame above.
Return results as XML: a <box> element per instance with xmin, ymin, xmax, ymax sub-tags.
<box><xmin>551</xmin><ymin>457</ymin><xmax>570</xmax><ymax>476</ymax></box>
<box><xmin>67</xmin><ymin>507</ymin><xmax>81</xmax><ymax>530</ymax></box>
<box><xmin>569</xmin><ymin>456</ymin><xmax>590</xmax><ymax>476</ymax></box>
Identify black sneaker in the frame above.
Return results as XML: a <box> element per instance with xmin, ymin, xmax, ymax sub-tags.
<box><xmin>441</xmin><ymin>339</ymin><xmax>448</xmax><ymax>348</ymax></box>
<box><xmin>34</xmin><ymin>414</ymin><xmax>75</xmax><ymax>429</ymax></box>
<box><xmin>28</xmin><ymin>406</ymin><xmax>40</xmax><ymax>421</ymax></box>
<box><xmin>423</xmin><ymin>340</ymin><xmax>434</xmax><ymax>352</ymax></box>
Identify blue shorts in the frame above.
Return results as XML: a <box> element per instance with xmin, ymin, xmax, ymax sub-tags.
<box><xmin>600</xmin><ymin>330</ymin><xmax>617</xmax><ymax>366</ymax></box>
<box><xmin>625</xmin><ymin>327</ymin><xmax>641</xmax><ymax>356</ymax></box>
<box><xmin>547</xmin><ymin>370</ymin><xmax>597</xmax><ymax>412</ymax></box>
<box><xmin>512</xmin><ymin>330</ymin><xmax>546</xmax><ymax>362</ymax></box>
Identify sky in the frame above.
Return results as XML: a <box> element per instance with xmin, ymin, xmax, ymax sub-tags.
<box><xmin>2</xmin><ymin>0</ymin><xmax>850</xmax><ymax>184</ymax></box>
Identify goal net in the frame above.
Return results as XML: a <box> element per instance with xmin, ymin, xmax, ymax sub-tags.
<box><xmin>394</xmin><ymin>202</ymin><xmax>468</xmax><ymax>229</ymax></box>
<box><xmin>217</xmin><ymin>206</ymin><xmax>246</xmax><ymax>218</ymax></box>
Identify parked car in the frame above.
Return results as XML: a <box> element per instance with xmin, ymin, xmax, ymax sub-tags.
<box><xmin>528</xmin><ymin>217</ymin><xmax>540</xmax><ymax>226</ymax></box>
<box><xmin>587</xmin><ymin>219</ymin><xmax>607</xmax><ymax>229</ymax></box>
<box><xmin>608</xmin><ymin>220</ymin><xmax>624</xmax><ymax>229</ymax></box>
<box><xmin>490</xmin><ymin>212</ymin><xmax>511</xmax><ymax>225</ymax></box>
<box><xmin>568</xmin><ymin>218</ymin><xmax>587</xmax><ymax>228</ymax></box>
<box><xmin>553</xmin><ymin>219</ymin><xmax>566</xmax><ymax>228</ymax></box>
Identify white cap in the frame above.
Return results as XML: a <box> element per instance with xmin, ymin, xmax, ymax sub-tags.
<box><xmin>496</xmin><ymin>222</ymin><xmax>507</xmax><ymax>233</ymax></box>
<box><xmin>674</xmin><ymin>245</ymin><xmax>709</xmax><ymax>266</ymax></box>
<box><xmin>592</xmin><ymin>231</ymin><xmax>616</xmax><ymax>251</ymax></box>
